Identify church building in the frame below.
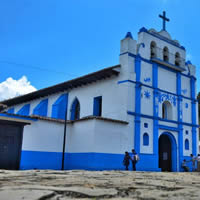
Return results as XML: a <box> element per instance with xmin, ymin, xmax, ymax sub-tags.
<box><xmin>0</xmin><ymin>12</ymin><xmax>198</xmax><ymax>171</ymax></box>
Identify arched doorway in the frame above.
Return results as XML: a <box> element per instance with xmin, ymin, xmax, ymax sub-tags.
<box><xmin>159</xmin><ymin>132</ymin><xmax>177</xmax><ymax>172</ymax></box>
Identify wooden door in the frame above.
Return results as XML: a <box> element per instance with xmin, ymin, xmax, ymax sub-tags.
<box><xmin>0</xmin><ymin>124</ymin><xmax>23</xmax><ymax>170</ymax></box>
<box><xmin>159</xmin><ymin>134</ymin><xmax>172</xmax><ymax>172</ymax></box>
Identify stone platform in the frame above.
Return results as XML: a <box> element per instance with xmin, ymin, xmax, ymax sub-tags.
<box><xmin>0</xmin><ymin>170</ymin><xmax>200</xmax><ymax>199</ymax></box>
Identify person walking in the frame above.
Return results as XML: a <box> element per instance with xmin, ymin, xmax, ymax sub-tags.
<box><xmin>196</xmin><ymin>154</ymin><xmax>200</xmax><ymax>172</ymax></box>
<box><xmin>131</xmin><ymin>149</ymin><xmax>139</xmax><ymax>171</ymax></box>
<box><xmin>190</xmin><ymin>154</ymin><xmax>196</xmax><ymax>172</ymax></box>
<box><xmin>123</xmin><ymin>151</ymin><xmax>131</xmax><ymax>170</ymax></box>
<box><xmin>181</xmin><ymin>159</ymin><xmax>189</xmax><ymax>172</ymax></box>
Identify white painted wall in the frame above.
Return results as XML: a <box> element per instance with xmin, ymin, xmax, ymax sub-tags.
<box><xmin>158</xmin><ymin>67</ymin><xmax>176</xmax><ymax>94</ymax></box>
<box><xmin>183</xmin><ymin>125</ymin><xmax>192</xmax><ymax>156</ymax></box>
<box><xmin>182</xmin><ymin>99</ymin><xmax>192</xmax><ymax>124</ymax></box>
<box><xmin>66</xmin><ymin>118</ymin><xmax>133</xmax><ymax>154</ymax></box>
<box><xmin>140</xmin><ymin>118</ymin><xmax>153</xmax><ymax>154</ymax></box>
<box><xmin>181</xmin><ymin>76</ymin><xmax>191</xmax><ymax>98</ymax></box>
<box><xmin>22</xmin><ymin>120</ymin><xmax>64</xmax><ymax>152</ymax></box>
<box><xmin>141</xmin><ymin>87</ymin><xmax>153</xmax><ymax>116</ymax></box>
<box><xmin>140</xmin><ymin>62</ymin><xmax>152</xmax><ymax>86</ymax></box>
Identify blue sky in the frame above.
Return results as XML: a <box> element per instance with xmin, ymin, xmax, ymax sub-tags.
<box><xmin>0</xmin><ymin>0</ymin><xmax>199</xmax><ymax>98</ymax></box>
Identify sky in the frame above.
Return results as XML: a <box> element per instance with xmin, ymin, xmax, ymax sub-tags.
<box><xmin>0</xmin><ymin>0</ymin><xmax>199</xmax><ymax>100</ymax></box>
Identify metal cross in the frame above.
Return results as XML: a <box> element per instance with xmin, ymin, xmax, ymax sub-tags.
<box><xmin>159</xmin><ymin>11</ymin><xmax>170</xmax><ymax>31</ymax></box>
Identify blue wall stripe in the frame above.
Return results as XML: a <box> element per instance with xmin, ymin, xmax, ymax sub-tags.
<box><xmin>190</xmin><ymin>77</ymin><xmax>197</xmax><ymax>156</ymax></box>
<box><xmin>127</xmin><ymin>111</ymin><xmax>199</xmax><ymax>127</ymax></box>
<box><xmin>118</xmin><ymin>79</ymin><xmax>196</xmax><ymax>101</ymax></box>
<box><xmin>64</xmin><ymin>152</ymin><xmax>161</xmax><ymax>171</ymax></box>
<box><xmin>51</xmin><ymin>94</ymin><xmax>68</xmax><ymax>120</ymax></box>
<box><xmin>177</xmin><ymin>72</ymin><xmax>183</xmax><ymax>171</ymax></box>
<box><xmin>134</xmin><ymin>55</ymin><xmax>141</xmax><ymax>154</ymax></box>
<box><xmin>20</xmin><ymin>150</ymin><xmax>62</xmax><ymax>170</ymax></box>
<box><xmin>7</xmin><ymin>107</ymin><xmax>14</xmax><ymax>114</ymax></box>
<box><xmin>152</xmin><ymin>63</ymin><xmax>159</xmax><ymax>166</ymax></box>
<box><xmin>20</xmin><ymin>151</ymin><xmax>195</xmax><ymax>172</ymax></box>
<box><xmin>33</xmin><ymin>99</ymin><xmax>48</xmax><ymax>117</ymax></box>
<box><xmin>119</xmin><ymin>52</ymin><xmax>195</xmax><ymax>80</ymax></box>
<box><xmin>159</xmin><ymin>125</ymin><xmax>179</xmax><ymax>132</ymax></box>
<box><xmin>17</xmin><ymin>104</ymin><xmax>30</xmax><ymax>116</ymax></box>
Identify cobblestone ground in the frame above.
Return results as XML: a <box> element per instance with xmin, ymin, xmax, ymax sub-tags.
<box><xmin>0</xmin><ymin>170</ymin><xmax>200</xmax><ymax>199</ymax></box>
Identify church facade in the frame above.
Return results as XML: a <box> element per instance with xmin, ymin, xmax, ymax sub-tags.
<box><xmin>0</xmin><ymin>13</ymin><xmax>199</xmax><ymax>171</ymax></box>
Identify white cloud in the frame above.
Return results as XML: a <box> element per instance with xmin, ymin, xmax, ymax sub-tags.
<box><xmin>0</xmin><ymin>76</ymin><xmax>37</xmax><ymax>101</ymax></box>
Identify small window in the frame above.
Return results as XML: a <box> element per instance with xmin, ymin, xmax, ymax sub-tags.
<box><xmin>144</xmin><ymin>123</ymin><xmax>148</xmax><ymax>128</ymax></box>
<box><xmin>93</xmin><ymin>96</ymin><xmax>102</xmax><ymax>116</ymax></box>
<box><xmin>150</xmin><ymin>41</ymin><xmax>157</xmax><ymax>59</ymax></box>
<box><xmin>185</xmin><ymin>139</ymin><xmax>189</xmax><ymax>150</ymax></box>
<box><xmin>185</xmin><ymin>130</ymin><xmax>188</xmax><ymax>135</ymax></box>
<box><xmin>163</xmin><ymin>46</ymin><xmax>169</xmax><ymax>62</ymax></box>
<box><xmin>70</xmin><ymin>98</ymin><xmax>80</xmax><ymax>120</ymax></box>
<box><xmin>175</xmin><ymin>52</ymin><xmax>180</xmax><ymax>66</ymax></box>
<box><xmin>143</xmin><ymin>133</ymin><xmax>149</xmax><ymax>146</ymax></box>
<box><xmin>185</xmin><ymin>103</ymin><xmax>188</xmax><ymax>108</ymax></box>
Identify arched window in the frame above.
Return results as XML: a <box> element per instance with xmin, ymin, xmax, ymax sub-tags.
<box><xmin>185</xmin><ymin>139</ymin><xmax>189</xmax><ymax>150</ymax></box>
<box><xmin>150</xmin><ymin>41</ymin><xmax>157</xmax><ymax>59</ymax></box>
<box><xmin>175</xmin><ymin>52</ymin><xmax>180</xmax><ymax>66</ymax></box>
<box><xmin>70</xmin><ymin>98</ymin><xmax>80</xmax><ymax>120</ymax></box>
<box><xmin>143</xmin><ymin>133</ymin><xmax>149</xmax><ymax>146</ymax></box>
<box><xmin>163</xmin><ymin>47</ymin><xmax>169</xmax><ymax>62</ymax></box>
<box><xmin>162</xmin><ymin>101</ymin><xmax>172</xmax><ymax>120</ymax></box>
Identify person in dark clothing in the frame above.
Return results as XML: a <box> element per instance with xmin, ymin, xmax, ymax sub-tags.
<box><xmin>131</xmin><ymin>149</ymin><xmax>139</xmax><ymax>171</ymax></box>
<box><xmin>181</xmin><ymin>159</ymin><xmax>189</xmax><ymax>172</ymax></box>
<box><xmin>123</xmin><ymin>151</ymin><xmax>131</xmax><ymax>170</ymax></box>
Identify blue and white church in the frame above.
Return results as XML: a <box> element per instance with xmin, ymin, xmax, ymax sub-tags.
<box><xmin>0</xmin><ymin>12</ymin><xmax>199</xmax><ymax>171</ymax></box>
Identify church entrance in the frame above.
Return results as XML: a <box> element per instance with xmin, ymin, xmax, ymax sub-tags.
<box><xmin>159</xmin><ymin>134</ymin><xmax>172</xmax><ymax>172</ymax></box>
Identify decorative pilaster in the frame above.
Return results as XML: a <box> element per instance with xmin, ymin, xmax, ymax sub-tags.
<box><xmin>177</xmin><ymin>72</ymin><xmax>183</xmax><ymax>171</ymax></box>
<box><xmin>191</xmin><ymin>77</ymin><xmax>197</xmax><ymax>156</ymax></box>
<box><xmin>153</xmin><ymin>63</ymin><xmax>159</xmax><ymax>158</ymax></box>
<box><xmin>134</xmin><ymin>55</ymin><xmax>141</xmax><ymax>154</ymax></box>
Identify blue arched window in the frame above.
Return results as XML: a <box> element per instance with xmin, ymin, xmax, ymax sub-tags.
<box><xmin>70</xmin><ymin>98</ymin><xmax>80</xmax><ymax>120</ymax></box>
<box><xmin>33</xmin><ymin>99</ymin><xmax>48</xmax><ymax>117</ymax></box>
<box><xmin>143</xmin><ymin>133</ymin><xmax>149</xmax><ymax>146</ymax></box>
<box><xmin>185</xmin><ymin>139</ymin><xmax>189</xmax><ymax>150</ymax></box>
<box><xmin>51</xmin><ymin>94</ymin><xmax>68</xmax><ymax>120</ymax></box>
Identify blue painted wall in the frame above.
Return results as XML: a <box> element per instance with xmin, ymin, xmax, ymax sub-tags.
<box><xmin>17</xmin><ymin>104</ymin><xmax>30</xmax><ymax>116</ymax></box>
<box><xmin>33</xmin><ymin>99</ymin><xmax>48</xmax><ymax>117</ymax></box>
<box><xmin>20</xmin><ymin>151</ymin><xmax>161</xmax><ymax>171</ymax></box>
<box><xmin>134</xmin><ymin>55</ymin><xmax>141</xmax><ymax>155</ymax></box>
<box><xmin>20</xmin><ymin>150</ymin><xmax>62</xmax><ymax>170</ymax></box>
<box><xmin>64</xmin><ymin>152</ymin><xmax>161</xmax><ymax>171</ymax></box>
<box><xmin>7</xmin><ymin>107</ymin><xmax>14</xmax><ymax>114</ymax></box>
<box><xmin>51</xmin><ymin>94</ymin><xmax>68</xmax><ymax>120</ymax></box>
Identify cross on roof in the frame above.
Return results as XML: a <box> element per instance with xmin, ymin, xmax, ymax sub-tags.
<box><xmin>159</xmin><ymin>11</ymin><xmax>170</xmax><ymax>31</ymax></box>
